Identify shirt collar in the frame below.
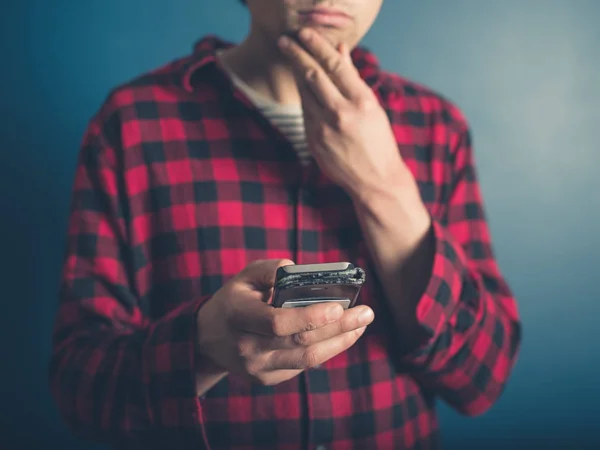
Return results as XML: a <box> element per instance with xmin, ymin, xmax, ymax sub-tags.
<box><xmin>182</xmin><ymin>35</ymin><xmax>384</xmax><ymax>93</ymax></box>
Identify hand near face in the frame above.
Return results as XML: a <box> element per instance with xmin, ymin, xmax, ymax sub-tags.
<box><xmin>278</xmin><ymin>28</ymin><xmax>411</xmax><ymax>198</ymax></box>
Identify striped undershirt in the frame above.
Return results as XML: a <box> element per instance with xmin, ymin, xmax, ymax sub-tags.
<box><xmin>217</xmin><ymin>53</ymin><xmax>311</xmax><ymax>165</ymax></box>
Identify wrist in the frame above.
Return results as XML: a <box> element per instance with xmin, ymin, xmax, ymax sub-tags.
<box><xmin>352</xmin><ymin>177</ymin><xmax>432</xmax><ymax>260</ymax></box>
<box><xmin>352</xmin><ymin>171</ymin><xmax>428</xmax><ymax>222</ymax></box>
<box><xmin>349</xmin><ymin>161</ymin><xmax>416</xmax><ymax>204</ymax></box>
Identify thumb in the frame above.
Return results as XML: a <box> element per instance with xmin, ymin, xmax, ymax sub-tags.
<box><xmin>237</xmin><ymin>258</ymin><xmax>295</xmax><ymax>291</ymax></box>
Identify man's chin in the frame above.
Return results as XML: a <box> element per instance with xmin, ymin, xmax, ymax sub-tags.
<box><xmin>282</xmin><ymin>25</ymin><xmax>347</xmax><ymax>49</ymax></box>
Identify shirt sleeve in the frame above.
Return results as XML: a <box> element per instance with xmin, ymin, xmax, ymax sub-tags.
<box><xmin>397</xmin><ymin>114</ymin><xmax>522</xmax><ymax>417</ymax></box>
<box><xmin>48</xmin><ymin>114</ymin><xmax>212</xmax><ymax>448</ymax></box>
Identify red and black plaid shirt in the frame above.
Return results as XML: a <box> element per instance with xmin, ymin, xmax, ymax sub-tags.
<box><xmin>50</xmin><ymin>36</ymin><xmax>521</xmax><ymax>450</ymax></box>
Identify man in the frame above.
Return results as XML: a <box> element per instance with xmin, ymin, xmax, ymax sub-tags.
<box><xmin>49</xmin><ymin>0</ymin><xmax>522</xmax><ymax>449</ymax></box>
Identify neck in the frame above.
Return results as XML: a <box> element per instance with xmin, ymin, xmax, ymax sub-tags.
<box><xmin>219</xmin><ymin>25</ymin><xmax>302</xmax><ymax>106</ymax></box>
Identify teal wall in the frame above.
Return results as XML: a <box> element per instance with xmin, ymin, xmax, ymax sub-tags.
<box><xmin>1</xmin><ymin>1</ymin><xmax>598</xmax><ymax>448</ymax></box>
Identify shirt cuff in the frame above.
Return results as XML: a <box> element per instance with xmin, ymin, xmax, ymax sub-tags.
<box><xmin>412</xmin><ymin>220</ymin><xmax>468</xmax><ymax>346</ymax></box>
<box><xmin>141</xmin><ymin>295</ymin><xmax>212</xmax><ymax>434</ymax></box>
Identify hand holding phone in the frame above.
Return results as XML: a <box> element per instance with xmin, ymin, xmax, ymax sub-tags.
<box><xmin>196</xmin><ymin>259</ymin><xmax>374</xmax><ymax>387</ymax></box>
<box><xmin>271</xmin><ymin>262</ymin><xmax>366</xmax><ymax>309</ymax></box>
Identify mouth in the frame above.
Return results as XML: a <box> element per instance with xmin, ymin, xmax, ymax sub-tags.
<box><xmin>297</xmin><ymin>7</ymin><xmax>352</xmax><ymax>28</ymax></box>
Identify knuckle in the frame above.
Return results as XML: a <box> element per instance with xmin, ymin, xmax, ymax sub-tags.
<box><xmin>302</xmin><ymin>318</ymin><xmax>319</xmax><ymax>332</ymax></box>
<box><xmin>333</xmin><ymin>109</ymin><xmax>354</xmax><ymax>130</ymax></box>
<box><xmin>305</xmin><ymin>307</ymin><xmax>328</xmax><ymax>331</ymax></box>
<box><xmin>292</xmin><ymin>331</ymin><xmax>312</xmax><ymax>346</ymax></box>
<box><xmin>301</xmin><ymin>350</ymin><xmax>320</xmax><ymax>368</ymax></box>
<box><xmin>355</xmin><ymin>97</ymin><xmax>371</xmax><ymax>113</ymax></box>
<box><xmin>326</xmin><ymin>56</ymin><xmax>344</xmax><ymax>74</ymax></box>
<box><xmin>305</xmin><ymin>69</ymin><xmax>318</xmax><ymax>82</ymax></box>
<box><xmin>359</xmin><ymin>94</ymin><xmax>380</xmax><ymax>113</ymax></box>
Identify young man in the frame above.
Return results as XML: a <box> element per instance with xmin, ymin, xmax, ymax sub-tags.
<box><xmin>49</xmin><ymin>1</ymin><xmax>521</xmax><ymax>449</ymax></box>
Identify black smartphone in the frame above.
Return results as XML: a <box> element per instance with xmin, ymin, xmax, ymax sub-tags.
<box><xmin>271</xmin><ymin>262</ymin><xmax>366</xmax><ymax>309</ymax></box>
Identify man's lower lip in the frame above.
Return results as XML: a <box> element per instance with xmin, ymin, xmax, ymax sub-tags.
<box><xmin>298</xmin><ymin>12</ymin><xmax>351</xmax><ymax>27</ymax></box>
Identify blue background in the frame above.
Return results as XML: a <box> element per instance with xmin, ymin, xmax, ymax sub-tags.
<box><xmin>1</xmin><ymin>0</ymin><xmax>599</xmax><ymax>449</ymax></box>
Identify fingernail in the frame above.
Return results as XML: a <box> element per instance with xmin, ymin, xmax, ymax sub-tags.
<box><xmin>358</xmin><ymin>307</ymin><xmax>374</xmax><ymax>325</ymax></box>
<box><xmin>326</xmin><ymin>304</ymin><xmax>344</xmax><ymax>322</ymax></box>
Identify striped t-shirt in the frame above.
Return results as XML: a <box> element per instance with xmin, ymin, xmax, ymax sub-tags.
<box><xmin>217</xmin><ymin>53</ymin><xmax>311</xmax><ymax>165</ymax></box>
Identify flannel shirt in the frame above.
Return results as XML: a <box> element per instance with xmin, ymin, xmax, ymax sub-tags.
<box><xmin>49</xmin><ymin>35</ymin><xmax>522</xmax><ymax>450</ymax></box>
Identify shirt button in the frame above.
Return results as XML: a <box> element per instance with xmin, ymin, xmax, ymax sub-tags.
<box><xmin>314</xmin><ymin>364</ymin><xmax>321</xmax><ymax>369</ymax></box>
<box><xmin>316</xmin><ymin>445</ymin><xmax>327</xmax><ymax>450</ymax></box>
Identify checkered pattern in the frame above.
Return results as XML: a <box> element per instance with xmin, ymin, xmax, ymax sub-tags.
<box><xmin>49</xmin><ymin>35</ymin><xmax>521</xmax><ymax>450</ymax></box>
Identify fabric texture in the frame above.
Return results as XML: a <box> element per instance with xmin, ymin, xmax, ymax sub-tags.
<box><xmin>49</xmin><ymin>35</ymin><xmax>522</xmax><ymax>450</ymax></box>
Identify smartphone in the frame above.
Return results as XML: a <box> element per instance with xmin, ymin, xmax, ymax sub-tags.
<box><xmin>271</xmin><ymin>262</ymin><xmax>366</xmax><ymax>309</ymax></box>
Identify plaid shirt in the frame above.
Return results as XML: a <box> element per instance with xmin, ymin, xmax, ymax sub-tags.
<box><xmin>49</xmin><ymin>36</ymin><xmax>521</xmax><ymax>450</ymax></box>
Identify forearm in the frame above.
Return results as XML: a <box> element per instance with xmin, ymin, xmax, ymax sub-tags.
<box><xmin>50</xmin><ymin>328</ymin><xmax>152</xmax><ymax>442</ymax></box>
<box><xmin>50</xmin><ymin>296</ymin><xmax>209</xmax><ymax>446</ymax></box>
<box><xmin>350</xmin><ymin>174</ymin><xmax>521</xmax><ymax>415</ymax></box>
<box><xmin>350</xmin><ymin>174</ymin><xmax>435</xmax><ymax>351</ymax></box>
<box><xmin>55</xmin><ymin>109</ymin><xmax>215</xmax><ymax>447</ymax></box>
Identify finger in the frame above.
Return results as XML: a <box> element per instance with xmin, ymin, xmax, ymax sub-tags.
<box><xmin>303</xmin><ymin>67</ymin><xmax>348</xmax><ymax>112</ymax></box>
<box><xmin>237</xmin><ymin>258</ymin><xmax>295</xmax><ymax>290</ymax></box>
<box><xmin>265</xmin><ymin>326</ymin><xmax>367</xmax><ymax>370</ymax></box>
<box><xmin>231</xmin><ymin>297</ymin><xmax>345</xmax><ymax>337</ymax></box>
<box><xmin>295</xmin><ymin>28</ymin><xmax>365</xmax><ymax>101</ymax></box>
<box><xmin>291</xmin><ymin>306</ymin><xmax>373</xmax><ymax>347</ymax></box>
<box><xmin>278</xmin><ymin>34</ymin><xmax>319</xmax><ymax>80</ymax></box>
<box><xmin>298</xmin><ymin>83</ymin><xmax>326</xmax><ymax>124</ymax></box>
<box><xmin>298</xmin><ymin>78</ymin><xmax>339</xmax><ymax>131</ymax></box>
<box><xmin>251</xmin><ymin>369</ymin><xmax>303</xmax><ymax>386</ymax></box>
<box><xmin>339</xmin><ymin>42</ymin><xmax>353</xmax><ymax>65</ymax></box>
<box><xmin>262</xmin><ymin>305</ymin><xmax>374</xmax><ymax>350</ymax></box>
<box><xmin>278</xmin><ymin>35</ymin><xmax>346</xmax><ymax>109</ymax></box>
